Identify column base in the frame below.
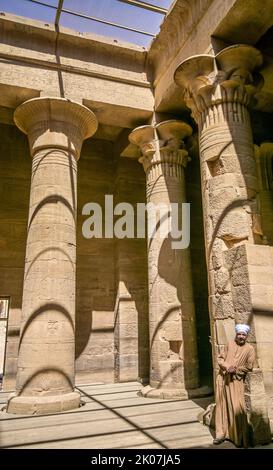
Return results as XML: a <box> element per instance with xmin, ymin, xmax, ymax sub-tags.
<box><xmin>6</xmin><ymin>391</ymin><xmax>81</xmax><ymax>415</ymax></box>
<box><xmin>138</xmin><ymin>385</ymin><xmax>188</xmax><ymax>400</ymax></box>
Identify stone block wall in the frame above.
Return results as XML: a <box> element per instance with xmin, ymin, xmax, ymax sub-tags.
<box><xmin>76</xmin><ymin>140</ymin><xmax>149</xmax><ymax>384</ymax></box>
<box><xmin>113</xmin><ymin>156</ymin><xmax>149</xmax><ymax>383</ymax></box>
<box><xmin>0</xmin><ymin>123</ymin><xmax>211</xmax><ymax>389</ymax></box>
<box><xmin>254</xmin><ymin>142</ymin><xmax>273</xmax><ymax>245</ymax></box>
<box><xmin>187</xmin><ymin>139</ymin><xmax>212</xmax><ymax>385</ymax></box>
<box><xmin>76</xmin><ymin>138</ymin><xmax>116</xmax><ymax>384</ymax></box>
<box><xmin>207</xmin><ymin>240</ymin><xmax>273</xmax><ymax>440</ymax></box>
<box><xmin>224</xmin><ymin>244</ymin><xmax>273</xmax><ymax>395</ymax></box>
<box><xmin>0</xmin><ymin>126</ymin><xmax>149</xmax><ymax>387</ymax></box>
<box><xmin>0</xmin><ymin>123</ymin><xmax>30</xmax><ymax>390</ymax></box>
<box><xmin>224</xmin><ymin>244</ymin><xmax>273</xmax><ymax>432</ymax></box>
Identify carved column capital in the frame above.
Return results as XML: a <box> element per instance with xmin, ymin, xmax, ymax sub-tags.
<box><xmin>14</xmin><ymin>97</ymin><xmax>98</xmax><ymax>160</ymax></box>
<box><xmin>128</xmin><ymin>120</ymin><xmax>199</xmax><ymax>397</ymax></box>
<box><xmin>129</xmin><ymin>120</ymin><xmax>192</xmax><ymax>175</ymax></box>
<box><xmin>174</xmin><ymin>45</ymin><xmax>263</xmax><ymax>123</ymax></box>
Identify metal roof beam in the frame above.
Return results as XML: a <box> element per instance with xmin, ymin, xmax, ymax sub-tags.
<box><xmin>118</xmin><ymin>0</ymin><xmax>168</xmax><ymax>14</ymax></box>
<box><xmin>55</xmin><ymin>0</ymin><xmax>64</xmax><ymax>26</ymax></box>
<box><xmin>24</xmin><ymin>0</ymin><xmax>159</xmax><ymax>37</ymax></box>
<box><xmin>62</xmin><ymin>8</ymin><xmax>155</xmax><ymax>37</ymax></box>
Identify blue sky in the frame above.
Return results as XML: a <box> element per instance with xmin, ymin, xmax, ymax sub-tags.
<box><xmin>0</xmin><ymin>0</ymin><xmax>173</xmax><ymax>46</ymax></box>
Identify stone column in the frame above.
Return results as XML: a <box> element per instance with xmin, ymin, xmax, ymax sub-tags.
<box><xmin>175</xmin><ymin>44</ymin><xmax>263</xmax><ymax>366</ymax></box>
<box><xmin>7</xmin><ymin>97</ymin><xmax>98</xmax><ymax>414</ymax></box>
<box><xmin>129</xmin><ymin>120</ymin><xmax>199</xmax><ymax>399</ymax></box>
<box><xmin>175</xmin><ymin>45</ymin><xmax>272</xmax><ymax>443</ymax></box>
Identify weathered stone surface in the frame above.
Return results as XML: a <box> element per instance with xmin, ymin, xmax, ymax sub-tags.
<box><xmin>174</xmin><ymin>42</ymin><xmax>273</xmax><ymax>444</ymax></box>
<box><xmin>0</xmin><ymin>0</ymin><xmax>273</xmax><ymax>438</ymax></box>
<box><xmin>232</xmin><ymin>285</ymin><xmax>253</xmax><ymax>313</ymax></box>
<box><xmin>7</xmin><ymin>98</ymin><xmax>97</xmax><ymax>414</ymax></box>
<box><xmin>212</xmin><ymin>292</ymin><xmax>235</xmax><ymax>319</ymax></box>
<box><xmin>211</xmin><ymin>239</ymin><xmax>225</xmax><ymax>270</ymax></box>
<box><xmin>129</xmin><ymin>121</ymin><xmax>199</xmax><ymax>396</ymax></box>
<box><xmin>7</xmin><ymin>392</ymin><xmax>81</xmax><ymax>415</ymax></box>
<box><xmin>213</xmin><ymin>267</ymin><xmax>231</xmax><ymax>293</ymax></box>
<box><xmin>246</xmin><ymin>244</ymin><xmax>273</xmax><ymax>266</ymax></box>
<box><xmin>245</xmin><ymin>370</ymin><xmax>272</xmax><ymax>445</ymax></box>
<box><xmin>0</xmin><ymin>320</ymin><xmax>7</xmax><ymax>378</ymax></box>
<box><xmin>215</xmin><ymin>318</ymin><xmax>236</xmax><ymax>345</ymax></box>
<box><xmin>229</xmin><ymin>265</ymin><xmax>250</xmax><ymax>288</ymax></box>
<box><xmin>255</xmin><ymin>143</ymin><xmax>273</xmax><ymax>244</ymax></box>
<box><xmin>224</xmin><ymin>245</ymin><xmax>248</xmax><ymax>271</ymax></box>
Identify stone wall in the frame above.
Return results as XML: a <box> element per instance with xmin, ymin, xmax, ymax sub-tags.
<box><xmin>75</xmin><ymin>138</ymin><xmax>116</xmax><ymax>384</ymax></box>
<box><xmin>0</xmin><ymin>123</ymin><xmax>30</xmax><ymax>390</ymax></box>
<box><xmin>0</xmin><ymin>122</ymin><xmax>211</xmax><ymax>389</ymax></box>
<box><xmin>224</xmin><ymin>244</ymin><xmax>273</xmax><ymax>397</ymax></box>
<box><xmin>254</xmin><ymin>142</ymin><xmax>273</xmax><ymax>245</ymax></box>
<box><xmin>114</xmin><ymin>157</ymin><xmax>149</xmax><ymax>383</ymax></box>
<box><xmin>0</xmin><ymin>125</ymin><xmax>149</xmax><ymax>387</ymax></box>
<box><xmin>224</xmin><ymin>244</ymin><xmax>273</xmax><ymax>434</ymax></box>
<box><xmin>75</xmin><ymin>140</ymin><xmax>149</xmax><ymax>384</ymax></box>
<box><xmin>187</xmin><ymin>138</ymin><xmax>212</xmax><ymax>385</ymax></box>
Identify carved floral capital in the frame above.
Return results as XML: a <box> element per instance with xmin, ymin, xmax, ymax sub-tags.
<box><xmin>174</xmin><ymin>45</ymin><xmax>263</xmax><ymax>123</ymax></box>
<box><xmin>129</xmin><ymin>120</ymin><xmax>192</xmax><ymax>172</ymax></box>
<box><xmin>14</xmin><ymin>97</ymin><xmax>98</xmax><ymax>160</ymax></box>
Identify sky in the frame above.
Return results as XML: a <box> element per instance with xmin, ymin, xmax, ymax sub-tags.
<box><xmin>0</xmin><ymin>0</ymin><xmax>174</xmax><ymax>47</ymax></box>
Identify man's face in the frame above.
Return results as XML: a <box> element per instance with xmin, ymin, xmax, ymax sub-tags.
<box><xmin>236</xmin><ymin>332</ymin><xmax>247</xmax><ymax>345</ymax></box>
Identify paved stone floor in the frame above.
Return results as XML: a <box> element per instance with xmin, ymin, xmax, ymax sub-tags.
<box><xmin>0</xmin><ymin>382</ymin><xmax>272</xmax><ymax>449</ymax></box>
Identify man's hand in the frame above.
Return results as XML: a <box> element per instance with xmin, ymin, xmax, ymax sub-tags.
<box><xmin>227</xmin><ymin>366</ymin><xmax>236</xmax><ymax>374</ymax></box>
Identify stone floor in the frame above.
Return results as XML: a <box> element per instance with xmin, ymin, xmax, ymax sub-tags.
<box><xmin>0</xmin><ymin>382</ymin><xmax>272</xmax><ymax>449</ymax></box>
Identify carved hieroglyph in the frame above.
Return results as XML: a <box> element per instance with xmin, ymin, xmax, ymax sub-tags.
<box><xmin>129</xmin><ymin>120</ymin><xmax>199</xmax><ymax>398</ymax></box>
<box><xmin>7</xmin><ymin>97</ymin><xmax>98</xmax><ymax>414</ymax></box>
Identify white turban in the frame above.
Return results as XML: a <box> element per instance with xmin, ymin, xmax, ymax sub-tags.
<box><xmin>235</xmin><ymin>324</ymin><xmax>250</xmax><ymax>335</ymax></box>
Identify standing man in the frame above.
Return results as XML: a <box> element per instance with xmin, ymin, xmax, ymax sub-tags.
<box><xmin>214</xmin><ymin>324</ymin><xmax>255</xmax><ymax>447</ymax></box>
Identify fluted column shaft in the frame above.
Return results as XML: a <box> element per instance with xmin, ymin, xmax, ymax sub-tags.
<box><xmin>7</xmin><ymin>97</ymin><xmax>97</xmax><ymax>414</ymax></box>
<box><xmin>130</xmin><ymin>121</ymin><xmax>199</xmax><ymax>399</ymax></box>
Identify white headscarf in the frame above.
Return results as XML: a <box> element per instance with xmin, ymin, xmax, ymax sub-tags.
<box><xmin>235</xmin><ymin>324</ymin><xmax>250</xmax><ymax>335</ymax></box>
